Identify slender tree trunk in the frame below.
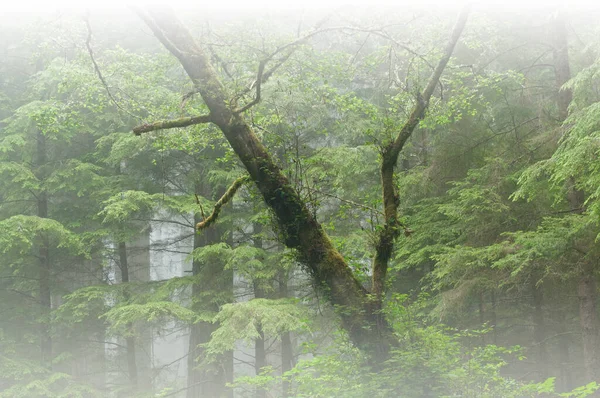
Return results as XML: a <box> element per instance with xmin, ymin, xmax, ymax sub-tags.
<box><xmin>187</xmin><ymin>183</ymin><xmax>233</xmax><ymax>398</ymax></box>
<box><xmin>552</xmin><ymin>9</ymin><xmax>572</xmax><ymax>122</ymax></box>
<box><xmin>253</xmin><ymin>223</ymin><xmax>268</xmax><ymax>398</ymax></box>
<box><xmin>551</xmin><ymin>9</ymin><xmax>598</xmax><ymax>383</ymax></box>
<box><xmin>118</xmin><ymin>241</ymin><xmax>139</xmax><ymax>390</ymax></box>
<box><xmin>254</xmin><ymin>322</ymin><xmax>267</xmax><ymax>398</ymax></box>
<box><xmin>279</xmin><ymin>269</ymin><xmax>294</xmax><ymax>398</ymax></box>
<box><xmin>490</xmin><ymin>290</ymin><xmax>498</xmax><ymax>345</ymax></box>
<box><xmin>36</xmin><ymin>129</ymin><xmax>52</xmax><ymax>368</ymax></box>
<box><xmin>531</xmin><ymin>278</ymin><xmax>548</xmax><ymax>380</ymax></box>
<box><xmin>478</xmin><ymin>292</ymin><xmax>486</xmax><ymax>345</ymax></box>
<box><xmin>578</xmin><ymin>262</ymin><xmax>600</xmax><ymax>381</ymax></box>
<box><xmin>557</xmin><ymin>308</ymin><xmax>573</xmax><ymax>391</ymax></box>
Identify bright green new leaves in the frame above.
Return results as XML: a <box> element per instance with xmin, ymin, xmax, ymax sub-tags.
<box><xmin>0</xmin><ymin>215</ymin><xmax>85</xmax><ymax>257</ymax></box>
<box><xmin>206</xmin><ymin>298</ymin><xmax>309</xmax><ymax>358</ymax></box>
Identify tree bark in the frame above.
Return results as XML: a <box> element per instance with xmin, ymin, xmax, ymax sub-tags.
<box><xmin>371</xmin><ymin>6</ymin><xmax>470</xmax><ymax>302</ymax></box>
<box><xmin>187</xmin><ymin>183</ymin><xmax>233</xmax><ymax>398</ymax></box>
<box><xmin>135</xmin><ymin>6</ymin><xmax>469</xmax><ymax>359</ymax></box>
<box><xmin>531</xmin><ymin>278</ymin><xmax>548</xmax><ymax>380</ymax></box>
<box><xmin>253</xmin><ymin>223</ymin><xmax>268</xmax><ymax>398</ymax></box>
<box><xmin>578</xmin><ymin>262</ymin><xmax>600</xmax><ymax>381</ymax></box>
<box><xmin>118</xmin><ymin>241</ymin><xmax>139</xmax><ymax>390</ymax></box>
<box><xmin>556</xmin><ymin>309</ymin><xmax>573</xmax><ymax>391</ymax></box>
<box><xmin>552</xmin><ymin>10</ymin><xmax>599</xmax><ymax>383</ymax></box>
<box><xmin>279</xmin><ymin>270</ymin><xmax>294</xmax><ymax>398</ymax></box>
<box><xmin>36</xmin><ymin>129</ymin><xmax>52</xmax><ymax>369</ymax></box>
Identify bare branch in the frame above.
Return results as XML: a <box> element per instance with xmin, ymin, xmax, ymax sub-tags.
<box><xmin>234</xmin><ymin>59</ymin><xmax>266</xmax><ymax>114</ymax></box>
<box><xmin>84</xmin><ymin>12</ymin><xmax>141</xmax><ymax>121</ymax></box>
<box><xmin>133</xmin><ymin>114</ymin><xmax>213</xmax><ymax>135</ymax></box>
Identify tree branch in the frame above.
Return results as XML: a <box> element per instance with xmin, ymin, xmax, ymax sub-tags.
<box><xmin>133</xmin><ymin>114</ymin><xmax>213</xmax><ymax>135</ymax></box>
<box><xmin>196</xmin><ymin>175</ymin><xmax>250</xmax><ymax>230</ymax></box>
<box><xmin>84</xmin><ymin>12</ymin><xmax>140</xmax><ymax>121</ymax></box>
<box><xmin>372</xmin><ymin>5</ymin><xmax>471</xmax><ymax>301</ymax></box>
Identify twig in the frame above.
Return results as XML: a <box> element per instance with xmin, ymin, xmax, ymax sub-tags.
<box><xmin>84</xmin><ymin>11</ymin><xmax>141</xmax><ymax>121</ymax></box>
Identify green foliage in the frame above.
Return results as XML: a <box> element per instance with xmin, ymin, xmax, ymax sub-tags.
<box><xmin>206</xmin><ymin>298</ymin><xmax>309</xmax><ymax>359</ymax></box>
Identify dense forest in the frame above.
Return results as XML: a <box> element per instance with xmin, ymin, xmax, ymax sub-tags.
<box><xmin>1</xmin><ymin>2</ymin><xmax>600</xmax><ymax>397</ymax></box>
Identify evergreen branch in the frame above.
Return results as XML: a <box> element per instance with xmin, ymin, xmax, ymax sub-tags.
<box><xmin>196</xmin><ymin>175</ymin><xmax>250</xmax><ymax>230</ymax></box>
<box><xmin>133</xmin><ymin>114</ymin><xmax>213</xmax><ymax>135</ymax></box>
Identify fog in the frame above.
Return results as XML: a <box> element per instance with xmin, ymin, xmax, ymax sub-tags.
<box><xmin>1</xmin><ymin>2</ymin><xmax>600</xmax><ymax>397</ymax></box>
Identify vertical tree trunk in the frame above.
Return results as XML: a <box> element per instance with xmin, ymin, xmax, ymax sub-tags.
<box><xmin>579</xmin><ymin>263</ymin><xmax>600</xmax><ymax>381</ymax></box>
<box><xmin>551</xmin><ymin>9</ymin><xmax>597</xmax><ymax>383</ymax></box>
<box><xmin>118</xmin><ymin>241</ymin><xmax>139</xmax><ymax>390</ymax></box>
<box><xmin>279</xmin><ymin>269</ymin><xmax>294</xmax><ymax>398</ymax></box>
<box><xmin>187</xmin><ymin>183</ymin><xmax>233</xmax><ymax>398</ymax></box>
<box><xmin>254</xmin><ymin>322</ymin><xmax>267</xmax><ymax>398</ymax></box>
<box><xmin>478</xmin><ymin>292</ymin><xmax>486</xmax><ymax>346</ymax></box>
<box><xmin>531</xmin><ymin>278</ymin><xmax>548</xmax><ymax>380</ymax></box>
<box><xmin>490</xmin><ymin>290</ymin><xmax>498</xmax><ymax>345</ymax></box>
<box><xmin>552</xmin><ymin>9</ymin><xmax>572</xmax><ymax>122</ymax></box>
<box><xmin>36</xmin><ymin>129</ymin><xmax>52</xmax><ymax>368</ymax></box>
<box><xmin>253</xmin><ymin>223</ymin><xmax>268</xmax><ymax>398</ymax></box>
<box><xmin>557</xmin><ymin>309</ymin><xmax>573</xmax><ymax>391</ymax></box>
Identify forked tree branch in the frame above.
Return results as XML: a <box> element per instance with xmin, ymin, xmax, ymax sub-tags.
<box><xmin>372</xmin><ymin>4</ymin><xmax>471</xmax><ymax>300</ymax></box>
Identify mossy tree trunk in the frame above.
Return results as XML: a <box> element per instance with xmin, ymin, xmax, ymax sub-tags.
<box><xmin>133</xmin><ymin>6</ymin><xmax>469</xmax><ymax>361</ymax></box>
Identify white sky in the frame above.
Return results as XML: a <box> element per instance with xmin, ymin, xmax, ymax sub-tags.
<box><xmin>0</xmin><ymin>0</ymin><xmax>595</xmax><ymax>13</ymax></box>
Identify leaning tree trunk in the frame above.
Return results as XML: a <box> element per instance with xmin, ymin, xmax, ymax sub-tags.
<box><xmin>133</xmin><ymin>6</ymin><xmax>470</xmax><ymax>360</ymax></box>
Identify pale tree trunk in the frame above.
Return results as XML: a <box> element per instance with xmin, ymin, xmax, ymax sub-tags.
<box><xmin>187</xmin><ymin>182</ymin><xmax>233</xmax><ymax>398</ymax></box>
<box><xmin>36</xmin><ymin>129</ymin><xmax>52</xmax><ymax>369</ymax></box>
<box><xmin>133</xmin><ymin>6</ymin><xmax>470</xmax><ymax>360</ymax></box>
<box><xmin>557</xmin><ymin>309</ymin><xmax>573</xmax><ymax>391</ymax></box>
<box><xmin>531</xmin><ymin>278</ymin><xmax>548</xmax><ymax>380</ymax></box>
<box><xmin>578</xmin><ymin>263</ymin><xmax>600</xmax><ymax>381</ymax></box>
<box><xmin>552</xmin><ymin>9</ymin><xmax>599</xmax><ymax>382</ymax></box>
<box><xmin>278</xmin><ymin>269</ymin><xmax>294</xmax><ymax>398</ymax></box>
<box><xmin>253</xmin><ymin>223</ymin><xmax>268</xmax><ymax>398</ymax></box>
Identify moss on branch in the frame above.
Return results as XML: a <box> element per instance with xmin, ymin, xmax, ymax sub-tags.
<box><xmin>133</xmin><ymin>114</ymin><xmax>213</xmax><ymax>135</ymax></box>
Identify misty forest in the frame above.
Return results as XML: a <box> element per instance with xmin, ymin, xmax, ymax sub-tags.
<box><xmin>2</xmin><ymin>2</ymin><xmax>600</xmax><ymax>397</ymax></box>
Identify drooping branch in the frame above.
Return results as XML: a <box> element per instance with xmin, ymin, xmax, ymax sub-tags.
<box><xmin>372</xmin><ymin>5</ymin><xmax>471</xmax><ymax>300</ymax></box>
<box><xmin>133</xmin><ymin>114</ymin><xmax>213</xmax><ymax>135</ymax></box>
<box><xmin>196</xmin><ymin>176</ymin><xmax>250</xmax><ymax>230</ymax></box>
